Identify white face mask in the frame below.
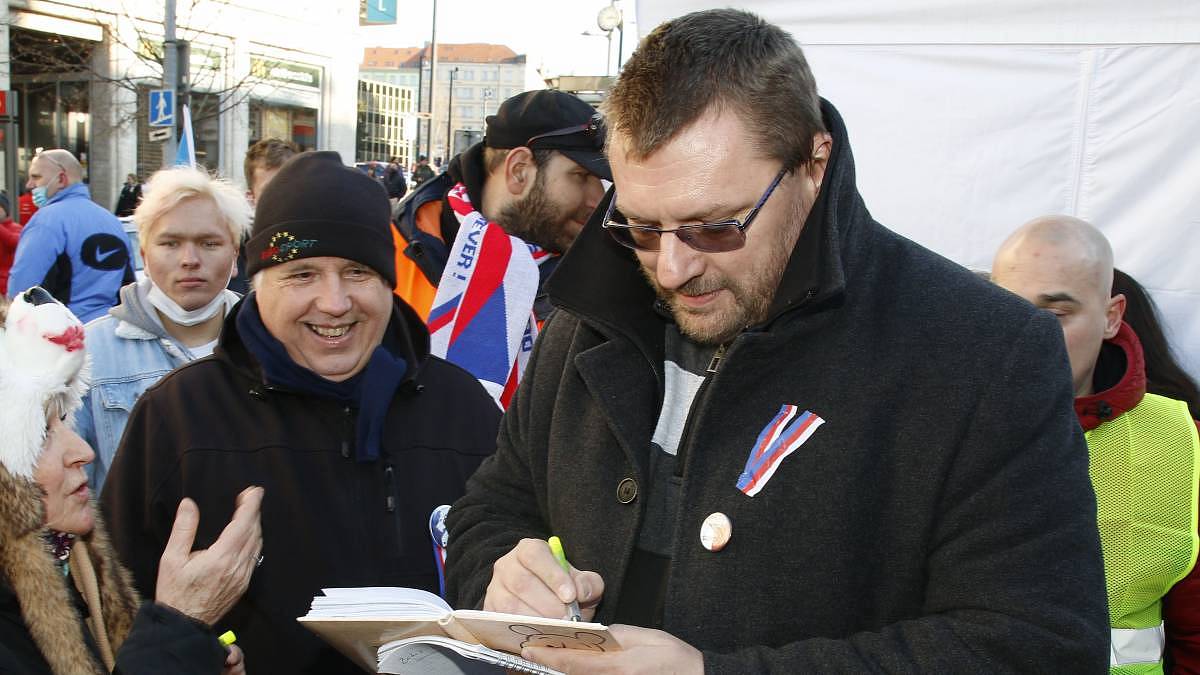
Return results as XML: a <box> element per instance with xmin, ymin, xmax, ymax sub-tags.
<box><xmin>146</xmin><ymin>283</ymin><xmax>231</xmax><ymax>327</ymax></box>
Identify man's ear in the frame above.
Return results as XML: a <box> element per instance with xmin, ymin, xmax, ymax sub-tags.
<box><xmin>1103</xmin><ymin>292</ymin><xmax>1126</xmax><ymax>339</ymax></box>
<box><xmin>807</xmin><ymin>132</ymin><xmax>833</xmax><ymax>193</ymax></box>
<box><xmin>504</xmin><ymin>147</ymin><xmax>536</xmax><ymax>197</ymax></box>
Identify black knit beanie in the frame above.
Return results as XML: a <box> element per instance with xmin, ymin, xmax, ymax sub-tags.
<box><xmin>245</xmin><ymin>151</ymin><xmax>396</xmax><ymax>286</ymax></box>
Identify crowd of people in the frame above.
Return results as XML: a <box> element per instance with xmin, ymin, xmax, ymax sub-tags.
<box><xmin>0</xmin><ymin>7</ymin><xmax>1197</xmax><ymax>674</ymax></box>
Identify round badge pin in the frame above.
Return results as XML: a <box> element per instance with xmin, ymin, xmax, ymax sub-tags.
<box><xmin>700</xmin><ymin>512</ymin><xmax>732</xmax><ymax>552</ymax></box>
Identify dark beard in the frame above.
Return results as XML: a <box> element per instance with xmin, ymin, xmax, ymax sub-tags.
<box><xmin>496</xmin><ymin>171</ymin><xmax>572</xmax><ymax>253</ymax></box>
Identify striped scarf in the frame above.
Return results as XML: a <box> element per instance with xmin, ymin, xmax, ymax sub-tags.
<box><xmin>426</xmin><ymin>184</ymin><xmax>550</xmax><ymax>409</ymax></box>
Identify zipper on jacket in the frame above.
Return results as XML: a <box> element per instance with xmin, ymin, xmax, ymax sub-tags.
<box><xmin>384</xmin><ymin>465</ymin><xmax>396</xmax><ymax>512</ymax></box>
<box><xmin>340</xmin><ymin>406</ymin><xmax>352</xmax><ymax>458</ymax></box>
<box><xmin>674</xmin><ymin>342</ymin><xmax>728</xmax><ymax>477</ymax></box>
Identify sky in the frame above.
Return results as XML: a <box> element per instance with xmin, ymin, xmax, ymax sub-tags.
<box><xmin>352</xmin><ymin>0</ymin><xmax>640</xmax><ymax>78</ymax></box>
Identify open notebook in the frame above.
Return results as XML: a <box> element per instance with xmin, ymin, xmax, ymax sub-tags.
<box><xmin>298</xmin><ymin>587</ymin><xmax>620</xmax><ymax>673</ymax></box>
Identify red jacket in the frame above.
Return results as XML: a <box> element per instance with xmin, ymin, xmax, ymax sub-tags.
<box><xmin>1075</xmin><ymin>322</ymin><xmax>1200</xmax><ymax>673</ymax></box>
<box><xmin>16</xmin><ymin>193</ymin><xmax>36</xmax><ymax>226</ymax></box>
<box><xmin>0</xmin><ymin>218</ymin><xmax>22</xmax><ymax>295</ymax></box>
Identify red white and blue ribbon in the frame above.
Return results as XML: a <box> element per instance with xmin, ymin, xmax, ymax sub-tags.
<box><xmin>429</xmin><ymin>504</ymin><xmax>451</xmax><ymax>599</ymax></box>
<box><xmin>737</xmin><ymin>405</ymin><xmax>825</xmax><ymax>497</ymax></box>
<box><xmin>427</xmin><ymin>184</ymin><xmax>541</xmax><ymax>409</ymax></box>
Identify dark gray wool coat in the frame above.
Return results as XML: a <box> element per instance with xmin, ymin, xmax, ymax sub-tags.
<box><xmin>446</xmin><ymin>100</ymin><xmax>1109</xmax><ymax>672</ymax></box>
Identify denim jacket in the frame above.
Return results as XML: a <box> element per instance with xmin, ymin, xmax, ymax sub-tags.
<box><xmin>77</xmin><ymin>280</ymin><xmax>238</xmax><ymax>490</ymax></box>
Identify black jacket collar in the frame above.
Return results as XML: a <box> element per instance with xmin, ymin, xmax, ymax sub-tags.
<box><xmin>547</xmin><ymin>99</ymin><xmax>870</xmax><ymax>366</ymax></box>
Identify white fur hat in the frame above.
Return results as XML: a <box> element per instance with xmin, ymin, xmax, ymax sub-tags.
<box><xmin>0</xmin><ymin>287</ymin><xmax>89</xmax><ymax>479</ymax></box>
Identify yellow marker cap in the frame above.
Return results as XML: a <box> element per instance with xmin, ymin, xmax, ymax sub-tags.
<box><xmin>218</xmin><ymin>630</ymin><xmax>237</xmax><ymax>647</ymax></box>
<box><xmin>548</xmin><ymin>536</ymin><xmax>570</xmax><ymax>573</ymax></box>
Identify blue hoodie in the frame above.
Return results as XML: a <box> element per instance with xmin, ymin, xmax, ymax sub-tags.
<box><xmin>8</xmin><ymin>182</ymin><xmax>133</xmax><ymax>322</ymax></box>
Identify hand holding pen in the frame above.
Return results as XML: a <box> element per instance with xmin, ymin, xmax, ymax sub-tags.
<box><xmin>483</xmin><ymin>537</ymin><xmax>605</xmax><ymax>622</ymax></box>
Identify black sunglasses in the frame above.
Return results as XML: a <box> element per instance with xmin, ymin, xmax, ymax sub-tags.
<box><xmin>602</xmin><ymin>168</ymin><xmax>788</xmax><ymax>253</ymax></box>
<box><xmin>525</xmin><ymin>112</ymin><xmax>604</xmax><ymax>147</ymax></box>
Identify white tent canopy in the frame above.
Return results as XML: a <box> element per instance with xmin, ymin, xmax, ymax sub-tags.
<box><xmin>635</xmin><ymin>0</ymin><xmax>1200</xmax><ymax>380</ymax></box>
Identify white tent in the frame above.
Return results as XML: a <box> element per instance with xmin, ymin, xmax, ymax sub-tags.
<box><xmin>634</xmin><ymin>0</ymin><xmax>1200</xmax><ymax>380</ymax></box>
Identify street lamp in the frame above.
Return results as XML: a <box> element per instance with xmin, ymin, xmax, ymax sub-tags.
<box><xmin>597</xmin><ymin>1</ymin><xmax>624</xmax><ymax>71</ymax></box>
<box><xmin>446</xmin><ymin>67</ymin><xmax>459</xmax><ymax>160</ymax></box>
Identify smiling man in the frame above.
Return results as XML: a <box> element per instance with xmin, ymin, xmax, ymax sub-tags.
<box><xmin>8</xmin><ymin>149</ymin><xmax>134</xmax><ymax>322</ymax></box>
<box><xmin>101</xmin><ymin>151</ymin><xmax>501</xmax><ymax>675</ymax></box>
<box><xmin>77</xmin><ymin>167</ymin><xmax>250</xmax><ymax>491</ymax></box>
<box><xmin>445</xmin><ymin>8</ymin><xmax>1109</xmax><ymax>672</ymax></box>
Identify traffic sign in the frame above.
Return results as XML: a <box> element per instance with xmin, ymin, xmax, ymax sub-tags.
<box><xmin>148</xmin><ymin>127</ymin><xmax>172</xmax><ymax>142</ymax></box>
<box><xmin>149</xmin><ymin>89</ymin><xmax>175</xmax><ymax>127</ymax></box>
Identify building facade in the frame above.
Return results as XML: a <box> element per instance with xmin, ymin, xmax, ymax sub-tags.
<box><xmin>361</xmin><ymin>43</ymin><xmax>534</xmax><ymax>165</ymax></box>
<box><xmin>356</xmin><ymin>79</ymin><xmax>416</xmax><ymax>167</ymax></box>
<box><xmin>0</xmin><ymin>0</ymin><xmax>361</xmax><ymax>209</ymax></box>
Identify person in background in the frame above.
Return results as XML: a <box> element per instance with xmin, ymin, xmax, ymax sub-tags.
<box><xmin>101</xmin><ymin>152</ymin><xmax>501</xmax><ymax>675</ymax></box>
<box><xmin>411</xmin><ymin>154</ymin><xmax>435</xmax><ymax>188</ymax></box>
<box><xmin>392</xmin><ymin>90</ymin><xmax>608</xmax><ymax>320</ymax></box>
<box><xmin>17</xmin><ymin>186</ymin><xmax>38</xmax><ymax>225</ymax></box>
<box><xmin>77</xmin><ymin>167</ymin><xmax>251</xmax><ymax>491</ymax></box>
<box><xmin>0</xmin><ymin>193</ymin><xmax>23</xmax><ymax>294</ymax></box>
<box><xmin>230</xmin><ymin>138</ymin><xmax>299</xmax><ymax>294</ymax></box>
<box><xmin>9</xmin><ymin>149</ymin><xmax>134</xmax><ymax>322</ymax></box>
<box><xmin>992</xmin><ymin>215</ymin><xmax>1200</xmax><ymax>674</ymax></box>
<box><xmin>445</xmin><ymin>9</ymin><xmax>1107</xmax><ymax>672</ymax></box>
<box><xmin>0</xmin><ymin>286</ymin><xmax>263</xmax><ymax>675</ymax></box>
<box><xmin>384</xmin><ymin>157</ymin><xmax>407</xmax><ymax>205</ymax></box>
<box><xmin>1112</xmin><ymin>268</ymin><xmax>1200</xmax><ymax>420</ymax></box>
<box><xmin>114</xmin><ymin>173</ymin><xmax>142</xmax><ymax>217</ymax></box>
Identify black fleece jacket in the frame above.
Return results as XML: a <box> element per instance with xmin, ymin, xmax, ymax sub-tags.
<box><xmin>446</xmin><ymin>100</ymin><xmax>1109</xmax><ymax>671</ymax></box>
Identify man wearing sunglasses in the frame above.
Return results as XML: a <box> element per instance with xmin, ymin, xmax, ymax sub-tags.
<box><xmin>446</xmin><ymin>8</ymin><xmax>1108</xmax><ymax>673</ymax></box>
<box><xmin>391</xmin><ymin>89</ymin><xmax>608</xmax><ymax>322</ymax></box>
<box><xmin>8</xmin><ymin>149</ymin><xmax>134</xmax><ymax>322</ymax></box>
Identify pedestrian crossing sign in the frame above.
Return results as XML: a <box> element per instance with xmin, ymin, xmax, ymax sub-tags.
<box><xmin>149</xmin><ymin>89</ymin><xmax>175</xmax><ymax>127</ymax></box>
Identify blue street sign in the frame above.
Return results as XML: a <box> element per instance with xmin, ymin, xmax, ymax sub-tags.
<box><xmin>149</xmin><ymin>89</ymin><xmax>175</xmax><ymax>127</ymax></box>
<box><xmin>364</xmin><ymin>0</ymin><xmax>397</xmax><ymax>24</ymax></box>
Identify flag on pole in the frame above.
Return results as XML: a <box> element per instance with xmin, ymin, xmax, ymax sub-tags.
<box><xmin>175</xmin><ymin>104</ymin><xmax>196</xmax><ymax>168</ymax></box>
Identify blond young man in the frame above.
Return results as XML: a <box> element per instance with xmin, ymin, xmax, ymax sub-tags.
<box><xmin>77</xmin><ymin>167</ymin><xmax>251</xmax><ymax>490</ymax></box>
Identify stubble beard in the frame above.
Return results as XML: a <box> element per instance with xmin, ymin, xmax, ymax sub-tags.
<box><xmin>641</xmin><ymin>197</ymin><xmax>805</xmax><ymax>346</ymax></box>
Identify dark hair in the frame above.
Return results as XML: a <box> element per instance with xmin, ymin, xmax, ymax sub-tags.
<box><xmin>244</xmin><ymin>138</ymin><xmax>300</xmax><ymax>193</ymax></box>
<box><xmin>603</xmin><ymin>8</ymin><xmax>825</xmax><ymax>169</ymax></box>
<box><xmin>1113</xmin><ymin>268</ymin><xmax>1200</xmax><ymax>418</ymax></box>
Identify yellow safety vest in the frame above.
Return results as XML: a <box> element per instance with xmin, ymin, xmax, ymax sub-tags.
<box><xmin>1086</xmin><ymin>393</ymin><xmax>1200</xmax><ymax>675</ymax></box>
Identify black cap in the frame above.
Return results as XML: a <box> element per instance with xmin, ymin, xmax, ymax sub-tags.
<box><xmin>245</xmin><ymin>151</ymin><xmax>396</xmax><ymax>286</ymax></box>
<box><xmin>485</xmin><ymin>90</ymin><xmax>610</xmax><ymax>181</ymax></box>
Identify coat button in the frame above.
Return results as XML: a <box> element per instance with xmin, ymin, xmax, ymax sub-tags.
<box><xmin>616</xmin><ymin>478</ymin><xmax>638</xmax><ymax>504</ymax></box>
<box><xmin>700</xmin><ymin>512</ymin><xmax>732</xmax><ymax>552</ymax></box>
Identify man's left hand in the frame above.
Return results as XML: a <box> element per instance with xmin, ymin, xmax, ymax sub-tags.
<box><xmin>522</xmin><ymin>624</ymin><xmax>703</xmax><ymax>674</ymax></box>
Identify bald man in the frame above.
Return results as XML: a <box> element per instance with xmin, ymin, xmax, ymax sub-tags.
<box><xmin>994</xmin><ymin>215</ymin><xmax>1200</xmax><ymax>674</ymax></box>
<box><xmin>9</xmin><ymin>149</ymin><xmax>133</xmax><ymax>321</ymax></box>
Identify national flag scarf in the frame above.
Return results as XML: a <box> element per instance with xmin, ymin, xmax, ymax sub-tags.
<box><xmin>427</xmin><ymin>183</ymin><xmax>548</xmax><ymax>408</ymax></box>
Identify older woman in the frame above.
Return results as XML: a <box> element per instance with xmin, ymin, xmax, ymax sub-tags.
<box><xmin>0</xmin><ymin>286</ymin><xmax>262</xmax><ymax>674</ymax></box>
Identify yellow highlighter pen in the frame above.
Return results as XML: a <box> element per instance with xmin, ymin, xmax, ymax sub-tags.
<box><xmin>547</xmin><ymin>536</ymin><xmax>583</xmax><ymax>621</ymax></box>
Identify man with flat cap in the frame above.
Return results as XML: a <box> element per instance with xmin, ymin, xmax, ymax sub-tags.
<box><xmin>102</xmin><ymin>151</ymin><xmax>502</xmax><ymax>674</ymax></box>
<box><xmin>392</xmin><ymin>91</ymin><xmax>608</xmax><ymax>405</ymax></box>
<box><xmin>393</xmin><ymin>89</ymin><xmax>609</xmax><ymax>322</ymax></box>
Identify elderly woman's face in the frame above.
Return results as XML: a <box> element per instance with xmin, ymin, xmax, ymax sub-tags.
<box><xmin>33</xmin><ymin>417</ymin><xmax>95</xmax><ymax>535</ymax></box>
